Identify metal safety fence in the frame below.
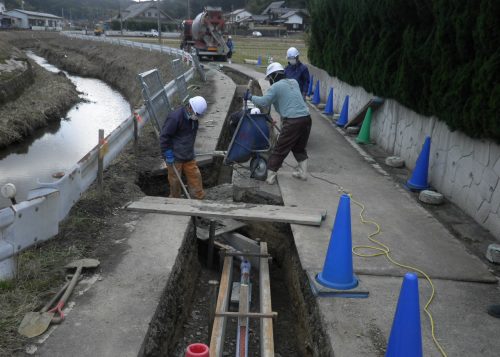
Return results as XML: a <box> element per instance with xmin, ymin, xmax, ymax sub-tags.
<box><xmin>0</xmin><ymin>33</ymin><xmax>200</xmax><ymax>279</ymax></box>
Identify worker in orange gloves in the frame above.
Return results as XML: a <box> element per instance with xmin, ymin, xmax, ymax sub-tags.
<box><xmin>160</xmin><ymin>96</ymin><xmax>207</xmax><ymax>199</ymax></box>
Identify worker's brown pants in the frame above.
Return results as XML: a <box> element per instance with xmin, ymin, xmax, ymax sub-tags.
<box><xmin>268</xmin><ymin>115</ymin><xmax>312</xmax><ymax>171</ymax></box>
<box><xmin>167</xmin><ymin>160</ymin><xmax>205</xmax><ymax>199</ymax></box>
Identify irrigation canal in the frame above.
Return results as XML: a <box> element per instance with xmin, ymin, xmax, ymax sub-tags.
<box><xmin>0</xmin><ymin>51</ymin><xmax>131</xmax><ymax>208</ymax></box>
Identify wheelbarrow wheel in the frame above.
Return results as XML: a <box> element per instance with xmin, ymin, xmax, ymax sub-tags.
<box><xmin>250</xmin><ymin>157</ymin><xmax>268</xmax><ymax>181</ymax></box>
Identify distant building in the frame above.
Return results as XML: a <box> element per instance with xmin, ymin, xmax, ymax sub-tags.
<box><xmin>261</xmin><ymin>1</ymin><xmax>286</xmax><ymax>16</ymax></box>
<box><xmin>116</xmin><ymin>1</ymin><xmax>171</xmax><ymax>23</ymax></box>
<box><xmin>0</xmin><ymin>1</ymin><xmax>6</xmax><ymax>13</ymax></box>
<box><xmin>280</xmin><ymin>10</ymin><xmax>308</xmax><ymax>31</ymax></box>
<box><xmin>227</xmin><ymin>9</ymin><xmax>252</xmax><ymax>22</ymax></box>
<box><xmin>4</xmin><ymin>9</ymin><xmax>62</xmax><ymax>30</ymax></box>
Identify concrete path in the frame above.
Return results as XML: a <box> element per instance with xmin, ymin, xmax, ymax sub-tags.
<box><xmin>226</xmin><ymin>63</ymin><xmax>500</xmax><ymax>356</ymax></box>
<box><xmin>30</xmin><ymin>68</ymin><xmax>236</xmax><ymax>357</ymax></box>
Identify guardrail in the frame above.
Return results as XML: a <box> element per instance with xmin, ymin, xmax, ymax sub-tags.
<box><xmin>0</xmin><ymin>34</ymin><xmax>198</xmax><ymax>280</ymax></box>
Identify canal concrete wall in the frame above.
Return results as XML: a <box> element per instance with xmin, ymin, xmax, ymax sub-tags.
<box><xmin>307</xmin><ymin>64</ymin><xmax>500</xmax><ymax>240</ymax></box>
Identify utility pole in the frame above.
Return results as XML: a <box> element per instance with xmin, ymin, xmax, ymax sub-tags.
<box><xmin>119</xmin><ymin>0</ymin><xmax>123</xmax><ymax>35</ymax></box>
<box><xmin>157</xmin><ymin>0</ymin><xmax>162</xmax><ymax>44</ymax></box>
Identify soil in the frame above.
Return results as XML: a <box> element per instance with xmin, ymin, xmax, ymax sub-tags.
<box><xmin>0</xmin><ymin>31</ymin><xmax>184</xmax><ymax>149</ymax></box>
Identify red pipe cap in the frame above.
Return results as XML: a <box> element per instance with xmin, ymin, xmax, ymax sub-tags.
<box><xmin>186</xmin><ymin>343</ymin><xmax>209</xmax><ymax>357</ymax></box>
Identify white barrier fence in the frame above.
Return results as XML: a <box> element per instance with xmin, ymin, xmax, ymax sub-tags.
<box><xmin>66</xmin><ymin>30</ymin><xmax>181</xmax><ymax>38</ymax></box>
<box><xmin>0</xmin><ymin>34</ymin><xmax>195</xmax><ymax>280</ymax></box>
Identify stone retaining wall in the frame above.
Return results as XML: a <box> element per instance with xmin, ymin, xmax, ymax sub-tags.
<box><xmin>307</xmin><ymin>64</ymin><xmax>500</xmax><ymax>240</ymax></box>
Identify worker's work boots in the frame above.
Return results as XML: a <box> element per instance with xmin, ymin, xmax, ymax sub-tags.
<box><xmin>266</xmin><ymin>170</ymin><xmax>277</xmax><ymax>185</ymax></box>
<box><xmin>292</xmin><ymin>160</ymin><xmax>308</xmax><ymax>181</ymax></box>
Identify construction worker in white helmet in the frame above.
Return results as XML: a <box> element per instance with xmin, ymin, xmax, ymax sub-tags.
<box><xmin>244</xmin><ymin>62</ymin><xmax>311</xmax><ymax>185</ymax></box>
<box><xmin>284</xmin><ymin>47</ymin><xmax>310</xmax><ymax>99</ymax></box>
<box><xmin>160</xmin><ymin>96</ymin><xmax>208</xmax><ymax>199</ymax></box>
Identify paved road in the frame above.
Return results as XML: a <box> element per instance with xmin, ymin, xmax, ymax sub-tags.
<box><xmin>227</xmin><ymin>62</ymin><xmax>500</xmax><ymax>356</ymax></box>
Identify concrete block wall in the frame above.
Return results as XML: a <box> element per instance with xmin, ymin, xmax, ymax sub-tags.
<box><xmin>307</xmin><ymin>64</ymin><xmax>500</xmax><ymax>240</ymax></box>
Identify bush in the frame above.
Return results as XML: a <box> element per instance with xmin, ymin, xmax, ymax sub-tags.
<box><xmin>308</xmin><ymin>0</ymin><xmax>500</xmax><ymax>142</ymax></box>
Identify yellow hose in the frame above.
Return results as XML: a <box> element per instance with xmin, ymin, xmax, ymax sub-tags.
<box><xmin>309</xmin><ymin>173</ymin><xmax>448</xmax><ymax>356</ymax></box>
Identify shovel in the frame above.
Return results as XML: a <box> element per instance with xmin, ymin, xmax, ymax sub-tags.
<box><xmin>49</xmin><ymin>258</ymin><xmax>100</xmax><ymax>324</ymax></box>
<box><xmin>17</xmin><ymin>258</ymin><xmax>100</xmax><ymax>338</ymax></box>
<box><xmin>18</xmin><ymin>280</ymin><xmax>70</xmax><ymax>338</ymax></box>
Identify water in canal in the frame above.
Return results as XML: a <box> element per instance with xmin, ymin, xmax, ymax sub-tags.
<box><xmin>0</xmin><ymin>51</ymin><xmax>131</xmax><ymax>208</ymax></box>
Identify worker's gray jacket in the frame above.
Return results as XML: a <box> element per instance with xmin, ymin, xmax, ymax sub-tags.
<box><xmin>251</xmin><ymin>78</ymin><xmax>310</xmax><ymax>119</ymax></box>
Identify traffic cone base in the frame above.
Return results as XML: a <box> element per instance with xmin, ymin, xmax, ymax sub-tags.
<box><xmin>307</xmin><ymin>271</ymin><xmax>368</xmax><ymax>298</ymax></box>
<box><xmin>406</xmin><ymin>137</ymin><xmax>431</xmax><ymax>191</ymax></box>
<box><xmin>317</xmin><ymin>271</ymin><xmax>358</xmax><ymax>290</ymax></box>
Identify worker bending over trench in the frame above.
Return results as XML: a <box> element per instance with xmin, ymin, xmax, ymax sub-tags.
<box><xmin>160</xmin><ymin>96</ymin><xmax>208</xmax><ymax>199</ymax></box>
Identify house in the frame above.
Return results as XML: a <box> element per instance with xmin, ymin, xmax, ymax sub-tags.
<box><xmin>116</xmin><ymin>1</ymin><xmax>171</xmax><ymax>23</ymax></box>
<box><xmin>280</xmin><ymin>10</ymin><xmax>308</xmax><ymax>31</ymax></box>
<box><xmin>226</xmin><ymin>9</ymin><xmax>252</xmax><ymax>23</ymax></box>
<box><xmin>4</xmin><ymin>9</ymin><xmax>62</xmax><ymax>30</ymax></box>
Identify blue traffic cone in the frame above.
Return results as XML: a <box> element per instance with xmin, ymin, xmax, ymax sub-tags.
<box><xmin>316</xmin><ymin>194</ymin><xmax>358</xmax><ymax>290</ymax></box>
<box><xmin>307</xmin><ymin>75</ymin><xmax>314</xmax><ymax>97</ymax></box>
<box><xmin>311</xmin><ymin>80</ymin><xmax>321</xmax><ymax>105</ymax></box>
<box><xmin>406</xmin><ymin>136</ymin><xmax>431</xmax><ymax>191</ymax></box>
<box><xmin>256</xmin><ymin>55</ymin><xmax>262</xmax><ymax>67</ymax></box>
<box><xmin>324</xmin><ymin>88</ymin><xmax>334</xmax><ymax>115</ymax></box>
<box><xmin>386</xmin><ymin>273</ymin><xmax>423</xmax><ymax>357</ymax></box>
<box><xmin>336</xmin><ymin>95</ymin><xmax>349</xmax><ymax>126</ymax></box>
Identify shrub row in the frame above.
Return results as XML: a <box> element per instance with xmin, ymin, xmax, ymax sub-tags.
<box><xmin>308</xmin><ymin>0</ymin><xmax>500</xmax><ymax>142</ymax></box>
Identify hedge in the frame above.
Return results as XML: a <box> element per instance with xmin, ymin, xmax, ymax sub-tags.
<box><xmin>308</xmin><ymin>0</ymin><xmax>500</xmax><ymax>142</ymax></box>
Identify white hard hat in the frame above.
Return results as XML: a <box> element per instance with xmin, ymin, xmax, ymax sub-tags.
<box><xmin>188</xmin><ymin>96</ymin><xmax>207</xmax><ymax>115</ymax></box>
<box><xmin>228</xmin><ymin>35</ymin><xmax>232</xmax><ymax>39</ymax></box>
<box><xmin>250</xmin><ymin>108</ymin><xmax>261</xmax><ymax>115</ymax></box>
<box><xmin>265</xmin><ymin>62</ymin><xmax>284</xmax><ymax>78</ymax></box>
<box><xmin>286</xmin><ymin>47</ymin><xmax>299</xmax><ymax>58</ymax></box>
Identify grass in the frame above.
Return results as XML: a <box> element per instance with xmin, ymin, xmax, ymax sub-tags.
<box><xmin>126</xmin><ymin>34</ymin><xmax>309</xmax><ymax>67</ymax></box>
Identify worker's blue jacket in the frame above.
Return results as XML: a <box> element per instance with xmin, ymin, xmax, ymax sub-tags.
<box><xmin>284</xmin><ymin>62</ymin><xmax>310</xmax><ymax>95</ymax></box>
<box><xmin>227</xmin><ymin>39</ymin><xmax>234</xmax><ymax>51</ymax></box>
<box><xmin>160</xmin><ymin>107</ymin><xmax>198</xmax><ymax>162</ymax></box>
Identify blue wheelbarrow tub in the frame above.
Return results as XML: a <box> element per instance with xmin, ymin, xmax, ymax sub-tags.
<box><xmin>225</xmin><ymin>113</ymin><xmax>271</xmax><ymax>164</ymax></box>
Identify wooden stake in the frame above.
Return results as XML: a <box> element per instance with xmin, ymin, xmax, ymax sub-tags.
<box><xmin>97</xmin><ymin>129</ymin><xmax>104</xmax><ymax>195</ymax></box>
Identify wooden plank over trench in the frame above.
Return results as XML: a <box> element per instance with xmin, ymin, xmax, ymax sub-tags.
<box><xmin>126</xmin><ymin>196</ymin><xmax>326</xmax><ymax>226</ymax></box>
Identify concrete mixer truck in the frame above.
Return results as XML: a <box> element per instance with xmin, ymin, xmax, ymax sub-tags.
<box><xmin>180</xmin><ymin>6</ymin><xmax>229</xmax><ymax>61</ymax></box>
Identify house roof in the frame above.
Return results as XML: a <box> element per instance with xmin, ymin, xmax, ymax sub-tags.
<box><xmin>229</xmin><ymin>8</ymin><xmax>250</xmax><ymax>16</ymax></box>
<box><xmin>261</xmin><ymin>1</ymin><xmax>285</xmax><ymax>15</ymax></box>
<box><xmin>8</xmin><ymin>9</ymin><xmax>61</xmax><ymax>19</ymax></box>
<box><xmin>119</xmin><ymin>1</ymin><xmax>173</xmax><ymax>21</ymax></box>
<box><xmin>281</xmin><ymin>11</ymin><xmax>297</xmax><ymax>18</ymax></box>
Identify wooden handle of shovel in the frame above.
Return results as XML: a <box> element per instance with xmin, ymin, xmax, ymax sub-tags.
<box><xmin>49</xmin><ymin>265</ymin><xmax>83</xmax><ymax>323</ymax></box>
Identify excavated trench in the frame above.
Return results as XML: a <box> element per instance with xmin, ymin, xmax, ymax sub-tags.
<box><xmin>137</xmin><ymin>69</ymin><xmax>332</xmax><ymax>356</ymax></box>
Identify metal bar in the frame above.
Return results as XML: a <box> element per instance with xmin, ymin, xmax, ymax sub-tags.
<box><xmin>215</xmin><ymin>312</ymin><xmax>277</xmax><ymax>319</ymax></box>
<box><xmin>207</xmin><ymin>220</ymin><xmax>215</xmax><ymax>269</ymax></box>
<box><xmin>260</xmin><ymin>242</ymin><xmax>275</xmax><ymax>356</ymax></box>
<box><xmin>208</xmin><ymin>280</ymin><xmax>219</xmax><ymax>339</ymax></box>
<box><xmin>210</xmin><ymin>256</ymin><xmax>233</xmax><ymax>357</ymax></box>
<box><xmin>97</xmin><ymin>129</ymin><xmax>104</xmax><ymax>194</ymax></box>
<box><xmin>222</xmin><ymin>251</ymin><xmax>271</xmax><ymax>258</ymax></box>
<box><xmin>237</xmin><ymin>283</ymin><xmax>250</xmax><ymax>357</ymax></box>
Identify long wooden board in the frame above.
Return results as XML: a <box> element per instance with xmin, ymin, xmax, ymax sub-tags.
<box><xmin>126</xmin><ymin>196</ymin><xmax>326</xmax><ymax>226</ymax></box>
<box><xmin>210</xmin><ymin>256</ymin><xmax>233</xmax><ymax>357</ymax></box>
<box><xmin>260</xmin><ymin>242</ymin><xmax>274</xmax><ymax>356</ymax></box>
<box><xmin>344</xmin><ymin>97</ymin><xmax>384</xmax><ymax>128</ymax></box>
